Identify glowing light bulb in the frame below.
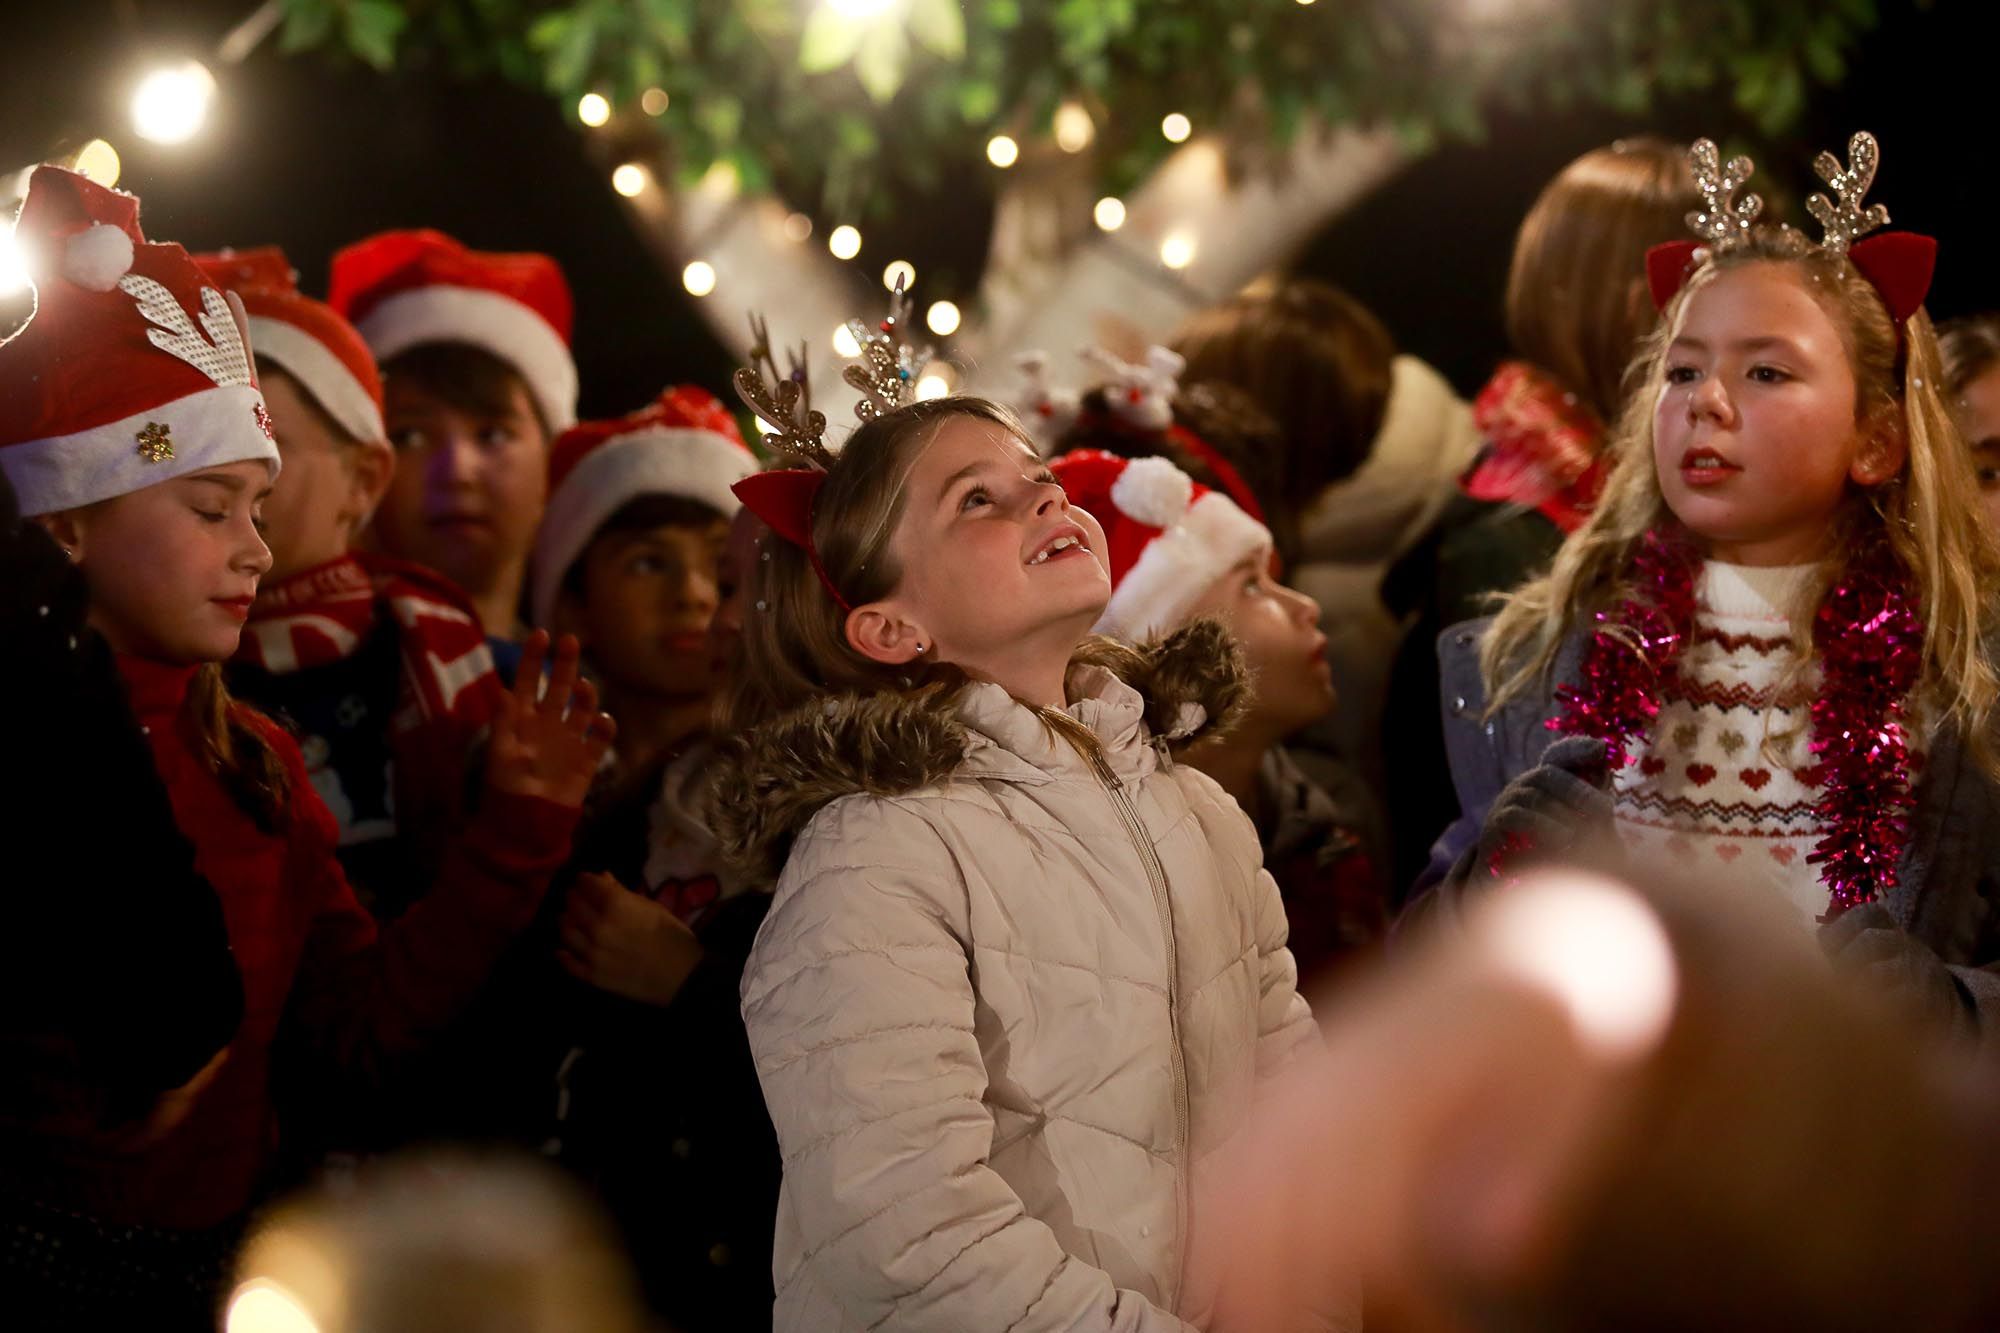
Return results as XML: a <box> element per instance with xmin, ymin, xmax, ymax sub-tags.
<box><xmin>682</xmin><ymin>261</ymin><xmax>716</xmax><ymax>297</ymax></box>
<box><xmin>832</xmin><ymin>324</ymin><xmax>863</xmax><ymax>357</ymax></box>
<box><xmin>1161</xmin><ymin>112</ymin><xmax>1192</xmax><ymax>143</ymax></box>
<box><xmin>1160</xmin><ymin>231</ymin><xmax>1197</xmax><ymax>269</ymax></box>
<box><xmin>986</xmin><ymin>135</ymin><xmax>1020</xmax><ymax>168</ymax></box>
<box><xmin>73</xmin><ymin>139</ymin><xmax>121</xmax><ymax>187</ymax></box>
<box><xmin>1053</xmin><ymin>103</ymin><xmax>1095</xmax><ymax>153</ymax></box>
<box><xmin>828</xmin><ymin>225</ymin><xmax>862</xmax><ymax>260</ymax></box>
<box><xmin>0</xmin><ymin>225</ymin><xmax>30</xmax><ymax>298</ymax></box>
<box><xmin>131</xmin><ymin>62</ymin><xmax>216</xmax><ymax>145</ymax></box>
<box><xmin>611</xmin><ymin>163</ymin><xmax>648</xmax><ymax>197</ymax></box>
<box><xmin>225</xmin><ymin>1279</ymin><xmax>320</xmax><ymax>1333</ymax></box>
<box><xmin>916</xmin><ymin>374</ymin><xmax>950</xmax><ymax>400</ymax></box>
<box><xmin>640</xmin><ymin>87</ymin><xmax>669</xmax><ymax>116</ymax></box>
<box><xmin>926</xmin><ymin>300</ymin><xmax>961</xmax><ymax>336</ymax></box>
<box><xmin>576</xmin><ymin>92</ymin><xmax>611</xmax><ymax>127</ymax></box>
<box><xmin>783</xmin><ymin>213</ymin><xmax>814</xmax><ymax>243</ymax></box>
<box><xmin>1093</xmin><ymin>197</ymin><xmax>1126</xmax><ymax>232</ymax></box>
<box><xmin>882</xmin><ymin>259</ymin><xmax>916</xmax><ymax>291</ymax></box>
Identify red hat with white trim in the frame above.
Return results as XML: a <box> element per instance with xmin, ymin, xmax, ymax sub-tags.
<box><xmin>326</xmin><ymin>228</ymin><xmax>577</xmax><ymax>431</ymax></box>
<box><xmin>194</xmin><ymin>246</ymin><xmax>385</xmax><ymax>445</ymax></box>
<box><xmin>528</xmin><ymin>385</ymin><xmax>756</xmax><ymax>627</ymax></box>
<box><xmin>1049</xmin><ymin>448</ymin><xmax>1272</xmax><ymax>642</ymax></box>
<box><xmin>0</xmin><ymin>166</ymin><xmax>278</xmax><ymax>518</ymax></box>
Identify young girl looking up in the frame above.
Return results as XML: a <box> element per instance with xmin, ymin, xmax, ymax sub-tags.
<box><xmin>1421</xmin><ymin>135</ymin><xmax>2000</xmax><ymax>1039</ymax></box>
<box><xmin>0</xmin><ymin>167</ymin><xmax>612</xmax><ymax>1326</ymax></box>
<box><xmin>710</xmin><ymin>310</ymin><xmax>1329</xmax><ymax>1331</ymax></box>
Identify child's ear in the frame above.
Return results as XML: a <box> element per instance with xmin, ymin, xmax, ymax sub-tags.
<box><xmin>343</xmin><ymin>438</ymin><xmax>397</xmax><ymax>530</ymax></box>
<box><xmin>33</xmin><ymin>510</ymin><xmax>85</xmax><ymax>561</ymax></box>
<box><xmin>845</xmin><ymin>602</ymin><xmax>929</xmax><ymax>667</ymax></box>
<box><xmin>1850</xmin><ymin>417</ymin><xmax>1908</xmax><ymax>488</ymax></box>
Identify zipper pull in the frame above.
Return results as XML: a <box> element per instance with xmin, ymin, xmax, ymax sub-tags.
<box><xmin>1152</xmin><ymin>735</ymin><xmax>1175</xmax><ymax>772</ymax></box>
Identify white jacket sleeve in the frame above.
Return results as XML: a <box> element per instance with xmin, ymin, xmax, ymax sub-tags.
<box><xmin>1250</xmin><ymin>866</ymin><xmax>1320</xmax><ymax>1076</ymax></box>
<box><xmin>742</xmin><ymin>799</ymin><xmax>1196</xmax><ymax>1332</ymax></box>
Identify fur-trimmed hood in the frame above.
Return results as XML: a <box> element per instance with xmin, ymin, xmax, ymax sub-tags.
<box><xmin>708</xmin><ymin>619</ymin><xmax>1247</xmax><ymax>884</ymax></box>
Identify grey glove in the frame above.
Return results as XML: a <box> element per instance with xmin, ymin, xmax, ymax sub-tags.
<box><xmin>1435</xmin><ymin>736</ymin><xmax>1617</xmax><ymax>898</ymax></box>
<box><xmin>1822</xmin><ymin>902</ymin><xmax>1974</xmax><ymax>1038</ymax></box>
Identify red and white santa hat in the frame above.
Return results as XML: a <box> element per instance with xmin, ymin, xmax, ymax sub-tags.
<box><xmin>528</xmin><ymin>385</ymin><xmax>755</xmax><ymax>627</ymax></box>
<box><xmin>0</xmin><ymin>166</ymin><xmax>278</xmax><ymax>518</ymax></box>
<box><xmin>195</xmin><ymin>246</ymin><xmax>385</xmax><ymax>444</ymax></box>
<box><xmin>326</xmin><ymin>228</ymin><xmax>577</xmax><ymax>431</ymax></box>
<box><xmin>1050</xmin><ymin>448</ymin><xmax>1272</xmax><ymax>642</ymax></box>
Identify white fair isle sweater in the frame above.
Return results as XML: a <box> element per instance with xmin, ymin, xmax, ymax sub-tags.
<box><xmin>1613</xmin><ymin>562</ymin><xmax>1850</xmax><ymax>927</ymax></box>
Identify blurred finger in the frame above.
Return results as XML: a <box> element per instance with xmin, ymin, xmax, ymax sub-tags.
<box><xmin>565</xmin><ymin>676</ymin><xmax>601</xmax><ymax>734</ymax></box>
<box><xmin>512</xmin><ymin>630</ymin><xmax>550</xmax><ymax>713</ymax></box>
<box><xmin>542</xmin><ymin>634</ymin><xmax>584</xmax><ymax>718</ymax></box>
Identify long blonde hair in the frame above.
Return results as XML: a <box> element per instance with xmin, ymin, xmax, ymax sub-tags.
<box><xmin>1484</xmin><ymin>227</ymin><xmax>2000</xmax><ymax>760</ymax></box>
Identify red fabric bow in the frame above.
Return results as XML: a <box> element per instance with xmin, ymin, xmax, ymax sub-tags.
<box><xmin>732</xmin><ymin>469</ymin><xmax>851</xmax><ymax>612</ymax></box>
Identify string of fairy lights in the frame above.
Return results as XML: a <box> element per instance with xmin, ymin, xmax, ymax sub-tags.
<box><xmin>576</xmin><ymin>86</ymin><xmax>1212</xmax><ymax>383</ymax></box>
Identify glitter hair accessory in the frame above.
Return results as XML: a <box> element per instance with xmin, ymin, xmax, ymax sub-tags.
<box><xmin>1645</xmin><ymin>131</ymin><xmax>1936</xmax><ymax>326</ymax></box>
<box><xmin>842</xmin><ymin>276</ymin><xmax>932</xmax><ymax>423</ymax></box>
<box><xmin>730</xmin><ymin>285</ymin><xmax>934</xmax><ymax>615</ymax></box>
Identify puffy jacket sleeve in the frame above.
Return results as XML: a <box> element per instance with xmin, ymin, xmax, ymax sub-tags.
<box><xmin>742</xmin><ymin>797</ymin><xmax>1196</xmax><ymax>1333</ymax></box>
<box><xmin>1250</xmin><ymin>863</ymin><xmax>1320</xmax><ymax>1076</ymax></box>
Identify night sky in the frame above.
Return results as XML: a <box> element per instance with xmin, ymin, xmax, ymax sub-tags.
<box><xmin>2</xmin><ymin>0</ymin><xmax>1992</xmax><ymax>418</ymax></box>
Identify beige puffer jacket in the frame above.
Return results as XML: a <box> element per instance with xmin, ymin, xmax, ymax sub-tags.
<box><xmin>716</xmin><ymin>625</ymin><xmax>1329</xmax><ymax>1331</ymax></box>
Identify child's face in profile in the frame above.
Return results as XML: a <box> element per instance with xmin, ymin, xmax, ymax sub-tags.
<box><xmin>1950</xmin><ymin>364</ymin><xmax>2000</xmax><ymax>535</ymax></box>
<box><xmin>50</xmin><ymin>459</ymin><xmax>274</xmax><ymax>662</ymax></box>
<box><xmin>257</xmin><ymin>368</ymin><xmax>393</xmax><ymax>583</ymax></box>
<box><xmin>1185</xmin><ymin>553</ymin><xmax>1332</xmax><ymax>738</ymax></box>
<box><xmin>706</xmin><ymin>506</ymin><xmax>764</xmax><ymax>681</ymax></box>
<box><xmin>562</xmin><ymin>513</ymin><xmax>730</xmax><ymax>706</ymax></box>
<box><xmin>374</xmin><ymin>375</ymin><xmax>548</xmax><ymax>607</ymax></box>
<box><xmin>877</xmin><ymin>417</ymin><xmax>1110</xmax><ymax>679</ymax></box>
<box><xmin>1653</xmin><ymin>262</ymin><xmax>1887</xmax><ymax>566</ymax></box>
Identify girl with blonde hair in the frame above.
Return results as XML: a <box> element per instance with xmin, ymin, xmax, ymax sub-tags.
<box><xmin>1420</xmin><ymin>135</ymin><xmax>2000</xmax><ymax>1039</ymax></box>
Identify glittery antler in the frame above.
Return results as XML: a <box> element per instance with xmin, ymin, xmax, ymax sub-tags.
<box><xmin>1685</xmin><ymin>138</ymin><xmax>1762</xmax><ymax>253</ymax></box>
<box><xmin>1806</xmin><ymin>131</ymin><xmax>1891</xmax><ymax>256</ymax></box>
<box><xmin>842</xmin><ymin>275</ymin><xmax>932</xmax><ymax>424</ymax></box>
<box><xmin>733</xmin><ymin>311</ymin><xmax>833</xmax><ymax>467</ymax></box>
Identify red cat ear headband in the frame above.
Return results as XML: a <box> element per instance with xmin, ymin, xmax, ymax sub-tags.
<box><xmin>1644</xmin><ymin>133</ymin><xmax>1935</xmax><ymax>327</ymax></box>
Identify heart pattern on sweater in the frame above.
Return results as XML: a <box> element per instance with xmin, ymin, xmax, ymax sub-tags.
<box><xmin>1640</xmin><ymin>755</ymin><xmax>1667</xmax><ymax>776</ymax></box>
<box><xmin>1769</xmin><ymin>845</ymin><xmax>1798</xmax><ymax>865</ymax></box>
<box><xmin>1673</xmin><ymin>723</ymin><xmax>1700</xmax><ymax>751</ymax></box>
<box><xmin>1719</xmin><ymin>730</ymin><xmax>1748</xmax><ymax>756</ymax></box>
<box><xmin>1686</xmin><ymin>763</ymin><xmax>1717</xmax><ymax>786</ymax></box>
<box><xmin>1715</xmin><ymin>843</ymin><xmax>1743</xmax><ymax>863</ymax></box>
<box><xmin>1740</xmin><ymin>768</ymin><xmax>1772</xmax><ymax>791</ymax></box>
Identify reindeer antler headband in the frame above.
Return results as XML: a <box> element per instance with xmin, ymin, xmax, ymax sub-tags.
<box><xmin>1645</xmin><ymin>131</ymin><xmax>1936</xmax><ymax>333</ymax></box>
<box><xmin>729</xmin><ymin>281</ymin><xmax>934</xmax><ymax>613</ymax></box>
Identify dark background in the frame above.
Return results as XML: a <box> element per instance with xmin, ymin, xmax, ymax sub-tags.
<box><xmin>1</xmin><ymin>0</ymin><xmax>1990</xmax><ymax>417</ymax></box>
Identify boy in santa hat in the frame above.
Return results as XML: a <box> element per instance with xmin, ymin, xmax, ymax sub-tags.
<box><xmin>502</xmin><ymin>390</ymin><xmax>781</xmax><ymax>1332</ymax></box>
<box><xmin>1051</xmin><ymin>448</ymin><xmax>1387</xmax><ymax>982</ymax></box>
<box><xmin>197</xmin><ymin>247</ymin><xmax>508</xmax><ymax>922</ymax></box>
<box><xmin>0</xmin><ymin>165</ymin><xmax>608</xmax><ymax>1328</ymax></box>
<box><xmin>328</xmin><ymin>229</ymin><xmax>576</xmax><ymax>678</ymax></box>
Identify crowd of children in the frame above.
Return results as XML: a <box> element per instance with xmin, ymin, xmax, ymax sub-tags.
<box><xmin>4</xmin><ymin>118</ymin><xmax>2000</xmax><ymax>1331</ymax></box>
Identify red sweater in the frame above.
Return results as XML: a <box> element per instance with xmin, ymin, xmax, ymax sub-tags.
<box><xmin>9</xmin><ymin>655</ymin><xmax>577</xmax><ymax>1229</ymax></box>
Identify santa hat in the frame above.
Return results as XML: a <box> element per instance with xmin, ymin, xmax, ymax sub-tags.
<box><xmin>528</xmin><ymin>385</ymin><xmax>755</xmax><ymax>627</ymax></box>
<box><xmin>0</xmin><ymin>166</ymin><xmax>278</xmax><ymax>518</ymax></box>
<box><xmin>195</xmin><ymin>246</ymin><xmax>385</xmax><ymax>444</ymax></box>
<box><xmin>327</xmin><ymin>228</ymin><xmax>577</xmax><ymax>431</ymax></box>
<box><xmin>1050</xmin><ymin>448</ymin><xmax>1271</xmax><ymax>642</ymax></box>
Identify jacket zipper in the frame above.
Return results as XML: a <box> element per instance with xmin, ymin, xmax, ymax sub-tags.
<box><xmin>1086</xmin><ymin>742</ymin><xmax>1192</xmax><ymax>1309</ymax></box>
